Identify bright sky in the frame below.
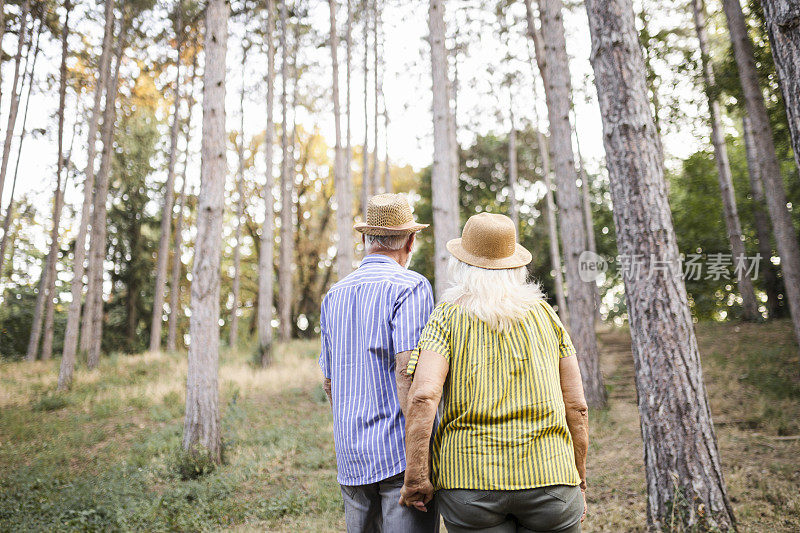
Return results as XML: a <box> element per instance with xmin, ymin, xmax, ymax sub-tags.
<box><xmin>3</xmin><ymin>0</ymin><xmax>708</xmax><ymax>243</ymax></box>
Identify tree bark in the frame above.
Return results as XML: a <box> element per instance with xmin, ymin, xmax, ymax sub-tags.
<box><xmin>345</xmin><ymin>0</ymin><xmax>353</xmax><ymax>193</ymax></box>
<box><xmin>584</xmin><ymin>0</ymin><xmax>736</xmax><ymax>528</ymax></box>
<box><xmin>182</xmin><ymin>0</ymin><xmax>228</xmax><ymax>464</ymax></box>
<box><xmin>361</xmin><ymin>0</ymin><xmax>370</xmax><ymax>218</ymax></box>
<box><xmin>0</xmin><ymin>0</ymin><xmax>29</xmax><ymax>216</ymax></box>
<box><xmin>507</xmin><ymin>106</ymin><xmax>519</xmax><ymax>227</ymax></box>
<box><xmin>760</xmin><ymin>0</ymin><xmax>800</xmax><ymax>172</ymax></box>
<box><xmin>524</xmin><ymin>0</ymin><xmax>567</xmax><ymax>321</ymax></box>
<box><xmin>692</xmin><ymin>0</ymin><xmax>761</xmax><ymax>321</ymax></box>
<box><xmin>150</xmin><ymin>3</ymin><xmax>184</xmax><ymax>353</ymax></box>
<box><xmin>278</xmin><ymin>0</ymin><xmax>293</xmax><ymax>341</ymax></box>
<box><xmin>59</xmin><ymin>0</ymin><xmax>116</xmax><ymax>390</ymax></box>
<box><xmin>329</xmin><ymin>0</ymin><xmax>353</xmax><ymax>280</ymax></box>
<box><xmin>722</xmin><ymin>0</ymin><xmax>800</xmax><ymax>355</ymax></box>
<box><xmin>258</xmin><ymin>0</ymin><xmax>276</xmax><ymax>364</ymax></box>
<box><xmin>742</xmin><ymin>115</ymin><xmax>781</xmax><ymax>318</ymax></box>
<box><xmin>40</xmin><ymin>7</ymin><xmax>72</xmax><ymax>361</ymax></box>
<box><xmin>371</xmin><ymin>0</ymin><xmax>379</xmax><ymax>194</ymax></box>
<box><xmin>536</xmin><ymin>0</ymin><xmax>606</xmax><ymax>407</ymax></box>
<box><xmin>0</xmin><ymin>0</ymin><xmax>6</xmax><ymax>106</ymax></box>
<box><xmin>85</xmin><ymin>36</ymin><xmax>124</xmax><ymax>369</ymax></box>
<box><xmin>230</xmin><ymin>67</ymin><xmax>246</xmax><ymax>348</ymax></box>
<box><xmin>429</xmin><ymin>0</ymin><xmax>459</xmax><ymax>299</ymax></box>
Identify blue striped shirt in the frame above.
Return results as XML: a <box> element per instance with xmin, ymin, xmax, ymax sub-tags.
<box><xmin>319</xmin><ymin>254</ymin><xmax>434</xmax><ymax>486</ymax></box>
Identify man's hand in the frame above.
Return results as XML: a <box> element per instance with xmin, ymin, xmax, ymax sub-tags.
<box><xmin>581</xmin><ymin>488</ymin><xmax>587</xmax><ymax>522</ymax></box>
<box><xmin>399</xmin><ymin>479</ymin><xmax>434</xmax><ymax>512</ymax></box>
<box><xmin>323</xmin><ymin>378</ymin><xmax>332</xmax><ymax>406</ymax></box>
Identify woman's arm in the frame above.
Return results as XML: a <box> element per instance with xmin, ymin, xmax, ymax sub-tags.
<box><xmin>399</xmin><ymin>349</ymin><xmax>448</xmax><ymax>512</ymax></box>
<box><xmin>560</xmin><ymin>355</ymin><xmax>589</xmax><ymax>489</ymax></box>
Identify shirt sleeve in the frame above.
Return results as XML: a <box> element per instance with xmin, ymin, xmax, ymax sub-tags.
<box><xmin>318</xmin><ymin>299</ymin><xmax>332</xmax><ymax>379</ymax></box>
<box><xmin>407</xmin><ymin>304</ymin><xmax>452</xmax><ymax>376</ymax></box>
<box><xmin>541</xmin><ymin>301</ymin><xmax>577</xmax><ymax>359</ymax></box>
<box><xmin>391</xmin><ymin>278</ymin><xmax>434</xmax><ymax>354</ymax></box>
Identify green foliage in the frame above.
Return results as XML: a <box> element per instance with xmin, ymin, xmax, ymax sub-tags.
<box><xmin>171</xmin><ymin>446</ymin><xmax>218</xmax><ymax>481</ymax></box>
<box><xmin>30</xmin><ymin>393</ymin><xmax>70</xmax><ymax>412</ymax></box>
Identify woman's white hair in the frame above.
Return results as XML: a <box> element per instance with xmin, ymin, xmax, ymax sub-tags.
<box><xmin>441</xmin><ymin>256</ymin><xmax>544</xmax><ymax>331</ymax></box>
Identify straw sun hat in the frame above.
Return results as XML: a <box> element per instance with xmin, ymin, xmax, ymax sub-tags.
<box><xmin>447</xmin><ymin>212</ymin><xmax>532</xmax><ymax>270</ymax></box>
<box><xmin>353</xmin><ymin>194</ymin><xmax>429</xmax><ymax>236</ymax></box>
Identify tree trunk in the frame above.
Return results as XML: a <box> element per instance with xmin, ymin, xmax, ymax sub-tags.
<box><xmin>383</xmin><ymin>106</ymin><xmax>391</xmax><ymax>193</ymax></box>
<box><xmin>429</xmin><ymin>0</ymin><xmax>459</xmax><ymax>299</ymax></box>
<box><xmin>760</xmin><ymin>0</ymin><xmax>800</xmax><ymax>172</ymax></box>
<box><xmin>742</xmin><ymin>115</ymin><xmax>781</xmax><ymax>318</ymax></box>
<box><xmin>150</xmin><ymin>3</ymin><xmax>184</xmax><ymax>353</ymax></box>
<box><xmin>182</xmin><ymin>0</ymin><xmax>228</xmax><ymax>464</ymax></box>
<box><xmin>584</xmin><ymin>0</ymin><xmax>736</xmax><ymax>528</ymax></box>
<box><xmin>0</xmin><ymin>0</ymin><xmax>29</xmax><ymax>216</ymax></box>
<box><xmin>572</xmin><ymin>115</ymin><xmax>601</xmax><ymax>318</ymax></box>
<box><xmin>371</xmin><ymin>0</ymin><xmax>379</xmax><ymax>194</ymax></box>
<box><xmin>361</xmin><ymin>1</ymin><xmax>370</xmax><ymax>218</ymax></box>
<box><xmin>85</xmin><ymin>37</ymin><xmax>124</xmax><ymax>369</ymax></box>
<box><xmin>692</xmin><ymin>0</ymin><xmax>761</xmax><ymax>321</ymax></box>
<box><xmin>0</xmin><ymin>0</ymin><xmax>6</xmax><ymax>106</ymax></box>
<box><xmin>346</xmin><ymin>0</ymin><xmax>353</xmax><ymax>193</ymax></box>
<box><xmin>258</xmin><ymin>0</ymin><xmax>276</xmax><ymax>364</ymax></box>
<box><xmin>722</xmin><ymin>0</ymin><xmax>800</xmax><ymax>355</ymax></box>
<box><xmin>40</xmin><ymin>9</ymin><xmax>72</xmax><ymax>361</ymax></box>
<box><xmin>167</xmin><ymin>54</ymin><xmax>197</xmax><ymax>353</ymax></box>
<box><xmin>524</xmin><ymin>0</ymin><xmax>567</xmax><ymax>321</ymax></box>
<box><xmin>507</xmin><ymin>106</ymin><xmax>519</xmax><ymax>227</ymax></box>
<box><xmin>329</xmin><ymin>0</ymin><xmax>353</xmax><ymax>280</ymax></box>
<box><xmin>536</xmin><ymin>0</ymin><xmax>606</xmax><ymax>408</ymax></box>
<box><xmin>58</xmin><ymin>0</ymin><xmax>116</xmax><ymax>390</ymax></box>
<box><xmin>448</xmin><ymin>44</ymin><xmax>459</xmax><ymax>224</ymax></box>
<box><xmin>230</xmin><ymin>69</ymin><xmax>246</xmax><ymax>349</ymax></box>
<box><xmin>278</xmin><ymin>0</ymin><xmax>293</xmax><ymax>341</ymax></box>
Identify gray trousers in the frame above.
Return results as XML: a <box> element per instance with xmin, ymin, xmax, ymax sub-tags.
<box><xmin>436</xmin><ymin>484</ymin><xmax>583</xmax><ymax>533</ymax></box>
<box><xmin>340</xmin><ymin>472</ymin><xmax>440</xmax><ymax>533</ymax></box>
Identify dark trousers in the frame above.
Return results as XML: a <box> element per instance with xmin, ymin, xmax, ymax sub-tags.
<box><xmin>436</xmin><ymin>484</ymin><xmax>583</xmax><ymax>533</ymax></box>
<box><xmin>340</xmin><ymin>472</ymin><xmax>440</xmax><ymax>533</ymax></box>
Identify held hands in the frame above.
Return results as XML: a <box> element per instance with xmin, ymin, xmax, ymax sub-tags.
<box><xmin>399</xmin><ymin>479</ymin><xmax>434</xmax><ymax>512</ymax></box>
<box><xmin>581</xmin><ymin>488</ymin><xmax>587</xmax><ymax>523</ymax></box>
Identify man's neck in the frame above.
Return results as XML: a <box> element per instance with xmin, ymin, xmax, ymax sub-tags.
<box><xmin>368</xmin><ymin>250</ymin><xmax>407</xmax><ymax>267</ymax></box>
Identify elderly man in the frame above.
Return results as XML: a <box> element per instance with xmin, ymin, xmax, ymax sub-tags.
<box><xmin>319</xmin><ymin>194</ymin><xmax>439</xmax><ymax>532</ymax></box>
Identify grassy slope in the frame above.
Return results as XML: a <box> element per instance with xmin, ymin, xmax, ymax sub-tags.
<box><xmin>0</xmin><ymin>321</ymin><xmax>798</xmax><ymax>532</ymax></box>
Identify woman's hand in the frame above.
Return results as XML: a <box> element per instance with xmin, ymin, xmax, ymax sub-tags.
<box><xmin>399</xmin><ymin>479</ymin><xmax>434</xmax><ymax>512</ymax></box>
<box><xmin>581</xmin><ymin>488</ymin><xmax>587</xmax><ymax>522</ymax></box>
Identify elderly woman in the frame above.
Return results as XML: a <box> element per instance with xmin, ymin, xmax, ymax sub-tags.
<box><xmin>399</xmin><ymin>213</ymin><xmax>589</xmax><ymax>533</ymax></box>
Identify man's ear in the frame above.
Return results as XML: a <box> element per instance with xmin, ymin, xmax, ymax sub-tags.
<box><xmin>406</xmin><ymin>233</ymin><xmax>416</xmax><ymax>253</ymax></box>
<box><xmin>362</xmin><ymin>234</ymin><xmax>366</xmax><ymax>247</ymax></box>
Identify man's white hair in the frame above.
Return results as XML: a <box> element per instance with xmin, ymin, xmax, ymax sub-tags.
<box><xmin>441</xmin><ymin>256</ymin><xmax>544</xmax><ymax>331</ymax></box>
<box><xmin>365</xmin><ymin>233</ymin><xmax>412</xmax><ymax>251</ymax></box>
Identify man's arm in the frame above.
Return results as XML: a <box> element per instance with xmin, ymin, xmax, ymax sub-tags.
<box><xmin>399</xmin><ymin>349</ymin><xmax>448</xmax><ymax>512</ymax></box>
<box><xmin>395</xmin><ymin>350</ymin><xmax>413</xmax><ymax>415</ymax></box>
<box><xmin>323</xmin><ymin>378</ymin><xmax>332</xmax><ymax>406</ymax></box>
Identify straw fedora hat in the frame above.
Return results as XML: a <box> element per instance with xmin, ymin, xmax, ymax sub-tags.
<box><xmin>353</xmin><ymin>194</ymin><xmax>429</xmax><ymax>236</ymax></box>
<box><xmin>446</xmin><ymin>212</ymin><xmax>532</xmax><ymax>270</ymax></box>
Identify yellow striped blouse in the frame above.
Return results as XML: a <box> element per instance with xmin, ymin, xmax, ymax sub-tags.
<box><xmin>407</xmin><ymin>300</ymin><xmax>581</xmax><ymax>491</ymax></box>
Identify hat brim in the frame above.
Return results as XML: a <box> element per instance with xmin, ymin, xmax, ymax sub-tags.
<box><xmin>354</xmin><ymin>221</ymin><xmax>429</xmax><ymax>236</ymax></box>
<box><xmin>446</xmin><ymin>238</ymin><xmax>532</xmax><ymax>270</ymax></box>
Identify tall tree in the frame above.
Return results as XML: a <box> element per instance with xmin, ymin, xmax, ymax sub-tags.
<box><xmin>150</xmin><ymin>1</ymin><xmax>184</xmax><ymax>353</ymax></box>
<box><xmin>84</xmin><ymin>35</ymin><xmax>125</xmax><ymax>369</ymax></box>
<box><xmin>0</xmin><ymin>0</ymin><xmax>6</xmax><ymax>105</ymax></box>
<box><xmin>0</xmin><ymin>0</ymin><xmax>30</xmax><ymax>240</ymax></box>
<box><xmin>722</xmin><ymin>0</ymin><xmax>800</xmax><ymax>353</ymax></box>
<box><xmin>428</xmin><ymin>0</ymin><xmax>459</xmax><ymax>298</ymax></box>
<box><xmin>742</xmin><ymin>116</ymin><xmax>781</xmax><ymax>318</ymax></box>
<box><xmin>345</xmin><ymin>0</ymin><xmax>353</xmax><ymax>190</ymax></box>
<box><xmin>182</xmin><ymin>0</ymin><xmax>228</xmax><ymax>464</ymax></box>
<box><xmin>536</xmin><ymin>0</ymin><xmax>606</xmax><ymax>407</ymax></box>
<box><xmin>507</xmin><ymin>105</ymin><xmax>519</xmax><ymax>227</ymax></box>
<box><xmin>584</xmin><ymin>0</ymin><xmax>736</xmax><ymax>528</ymax></box>
<box><xmin>523</xmin><ymin>2</ymin><xmax>567</xmax><ymax>319</ymax></box>
<box><xmin>371</xmin><ymin>0</ymin><xmax>379</xmax><ymax>193</ymax></box>
<box><xmin>360</xmin><ymin>0</ymin><xmax>370</xmax><ymax>217</ymax></box>
<box><xmin>258</xmin><ymin>0</ymin><xmax>276</xmax><ymax>364</ymax></box>
<box><xmin>277</xmin><ymin>0</ymin><xmax>293</xmax><ymax>341</ymax></box>
<box><xmin>230</xmin><ymin>53</ymin><xmax>246</xmax><ymax>348</ymax></box>
<box><xmin>329</xmin><ymin>0</ymin><xmax>353</xmax><ymax>279</ymax></box>
<box><xmin>59</xmin><ymin>0</ymin><xmax>116</xmax><ymax>390</ymax></box>
<box><xmin>691</xmin><ymin>0</ymin><xmax>760</xmax><ymax>321</ymax></box>
<box><xmin>760</xmin><ymin>0</ymin><xmax>800</xmax><ymax>171</ymax></box>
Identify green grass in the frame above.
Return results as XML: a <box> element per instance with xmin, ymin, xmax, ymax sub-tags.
<box><xmin>0</xmin><ymin>323</ymin><xmax>798</xmax><ymax>531</ymax></box>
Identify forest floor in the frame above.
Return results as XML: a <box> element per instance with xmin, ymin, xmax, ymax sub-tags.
<box><xmin>1</xmin><ymin>320</ymin><xmax>798</xmax><ymax>532</ymax></box>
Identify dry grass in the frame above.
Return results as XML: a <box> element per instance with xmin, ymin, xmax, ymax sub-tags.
<box><xmin>0</xmin><ymin>321</ymin><xmax>798</xmax><ymax>531</ymax></box>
